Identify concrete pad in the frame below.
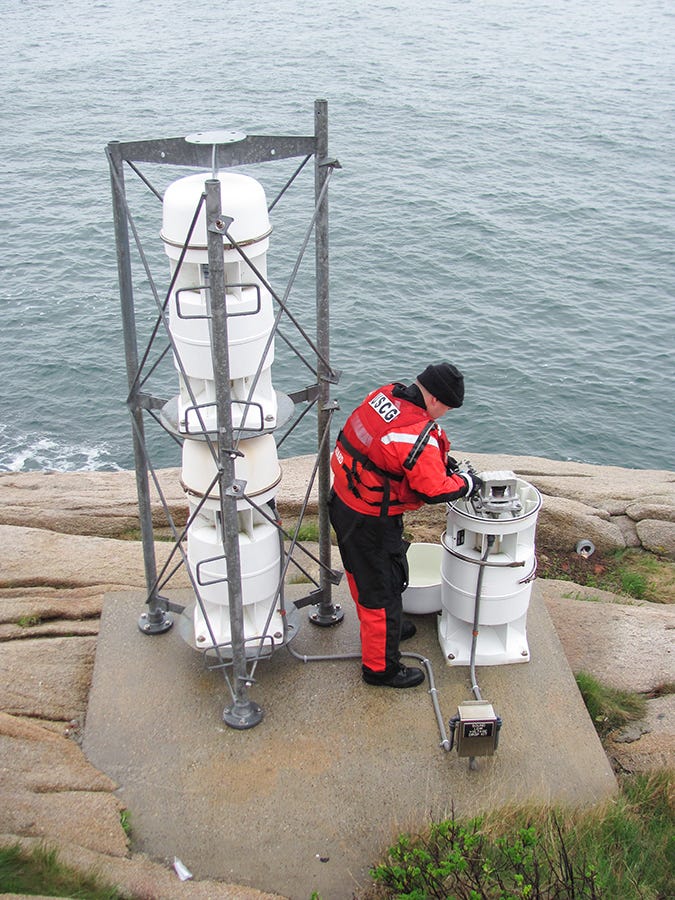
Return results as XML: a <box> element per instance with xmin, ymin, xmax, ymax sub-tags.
<box><xmin>83</xmin><ymin>583</ymin><xmax>616</xmax><ymax>900</ymax></box>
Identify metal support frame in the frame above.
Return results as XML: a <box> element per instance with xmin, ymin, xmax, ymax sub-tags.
<box><xmin>309</xmin><ymin>101</ymin><xmax>344</xmax><ymax>627</ymax></box>
<box><xmin>107</xmin><ymin>100</ymin><xmax>342</xmax><ymax>727</ymax></box>
<box><xmin>109</xmin><ymin>145</ymin><xmax>173</xmax><ymax>635</ymax></box>
<box><xmin>204</xmin><ymin>180</ymin><xmax>262</xmax><ymax>729</ymax></box>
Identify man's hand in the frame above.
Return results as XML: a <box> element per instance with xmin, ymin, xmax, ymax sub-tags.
<box><xmin>446</xmin><ymin>454</ymin><xmax>460</xmax><ymax>475</ymax></box>
<box><xmin>469</xmin><ymin>473</ymin><xmax>485</xmax><ymax>497</ymax></box>
<box><xmin>460</xmin><ymin>471</ymin><xmax>484</xmax><ymax>498</ymax></box>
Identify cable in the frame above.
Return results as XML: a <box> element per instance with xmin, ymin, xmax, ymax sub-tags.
<box><xmin>469</xmin><ymin>534</ymin><xmax>495</xmax><ymax>702</ymax></box>
<box><xmin>466</xmin><ymin>533</ymin><xmax>495</xmax><ymax>769</ymax></box>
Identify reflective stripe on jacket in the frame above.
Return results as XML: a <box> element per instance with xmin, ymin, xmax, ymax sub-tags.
<box><xmin>330</xmin><ymin>382</ymin><xmax>469</xmax><ymax>516</ymax></box>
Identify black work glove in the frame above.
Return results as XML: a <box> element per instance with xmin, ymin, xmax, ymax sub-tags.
<box><xmin>469</xmin><ymin>473</ymin><xmax>485</xmax><ymax>498</ymax></box>
<box><xmin>459</xmin><ymin>471</ymin><xmax>484</xmax><ymax>498</ymax></box>
<box><xmin>446</xmin><ymin>455</ymin><xmax>460</xmax><ymax>475</ymax></box>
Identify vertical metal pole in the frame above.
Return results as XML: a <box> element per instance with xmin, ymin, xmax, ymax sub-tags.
<box><xmin>108</xmin><ymin>143</ymin><xmax>172</xmax><ymax>635</ymax></box>
<box><xmin>205</xmin><ymin>179</ymin><xmax>263</xmax><ymax>729</ymax></box>
<box><xmin>309</xmin><ymin>100</ymin><xmax>344</xmax><ymax>627</ymax></box>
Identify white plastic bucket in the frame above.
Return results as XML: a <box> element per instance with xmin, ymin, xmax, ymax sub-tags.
<box><xmin>402</xmin><ymin>542</ymin><xmax>442</xmax><ymax>614</ymax></box>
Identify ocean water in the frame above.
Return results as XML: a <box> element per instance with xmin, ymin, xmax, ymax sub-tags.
<box><xmin>1</xmin><ymin>0</ymin><xmax>673</xmax><ymax>473</ymax></box>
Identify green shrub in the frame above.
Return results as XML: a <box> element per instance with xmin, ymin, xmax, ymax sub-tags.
<box><xmin>619</xmin><ymin>570</ymin><xmax>647</xmax><ymax>600</ymax></box>
<box><xmin>370</xmin><ymin>812</ymin><xmax>600</xmax><ymax>899</ymax></box>
<box><xmin>368</xmin><ymin>771</ymin><xmax>674</xmax><ymax>899</ymax></box>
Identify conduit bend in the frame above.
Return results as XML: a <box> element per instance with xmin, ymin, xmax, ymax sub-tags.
<box><xmin>277</xmin><ymin>530</ymin><xmax>453</xmax><ymax>751</ymax></box>
<box><xmin>280</xmin><ymin>589</ymin><xmax>451</xmax><ymax>750</ymax></box>
<box><xmin>401</xmin><ymin>651</ymin><xmax>452</xmax><ymax>752</ymax></box>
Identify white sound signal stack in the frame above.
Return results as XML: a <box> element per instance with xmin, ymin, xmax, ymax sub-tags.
<box><xmin>161</xmin><ymin>168</ymin><xmax>286</xmax><ymax>655</ymax></box>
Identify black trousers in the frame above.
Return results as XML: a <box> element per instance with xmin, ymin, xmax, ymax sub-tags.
<box><xmin>328</xmin><ymin>491</ymin><xmax>409</xmax><ymax>674</ymax></box>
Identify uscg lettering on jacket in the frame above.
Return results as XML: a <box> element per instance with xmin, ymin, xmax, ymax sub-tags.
<box><xmin>369</xmin><ymin>392</ymin><xmax>400</xmax><ymax>423</ymax></box>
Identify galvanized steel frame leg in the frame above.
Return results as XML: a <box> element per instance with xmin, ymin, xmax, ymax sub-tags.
<box><xmin>205</xmin><ymin>180</ymin><xmax>263</xmax><ymax>729</ymax></box>
<box><xmin>108</xmin><ymin>144</ymin><xmax>172</xmax><ymax>635</ymax></box>
<box><xmin>309</xmin><ymin>99</ymin><xmax>344</xmax><ymax>628</ymax></box>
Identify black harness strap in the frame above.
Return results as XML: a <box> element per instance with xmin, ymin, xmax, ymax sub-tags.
<box><xmin>403</xmin><ymin>420</ymin><xmax>435</xmax><ymax>471</ymax></box>
<box><xmin>337</xmin><ymin>430</ymin><xmax>405</xmax><ymax>517</ymax></box>
<box><xmin>337</xmin><ymin>431</ymin><xmax>405</xmax><ymax>482</ymax></box>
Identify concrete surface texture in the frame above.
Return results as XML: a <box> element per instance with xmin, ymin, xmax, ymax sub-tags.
<box><xmin>83</xmin><ymin>581</ymin><xmax>616</xmax><ymax>900</ymax></box>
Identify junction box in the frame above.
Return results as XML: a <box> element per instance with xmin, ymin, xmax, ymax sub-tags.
<box><xmin>454</xmin><ymin>700</ymin><xmax>501</xmax><ymax>757</ymax></box>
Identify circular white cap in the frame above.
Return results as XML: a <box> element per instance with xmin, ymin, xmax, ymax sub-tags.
<box><xmin>161</xmin><ymin>171</ymin><xmax>270</xmax><ymax>251</ymax></box>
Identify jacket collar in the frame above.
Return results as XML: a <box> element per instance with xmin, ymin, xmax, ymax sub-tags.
<box><xmin>392</xmin><ymin>382</ymin><xmax>426</xmax><ymax>410</ymax></box>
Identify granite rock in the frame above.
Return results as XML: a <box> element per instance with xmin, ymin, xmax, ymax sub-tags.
<box><xmin>0</xmin><ymin>456</ymin><xmax>672</xmax><ymax>896</ymax></box>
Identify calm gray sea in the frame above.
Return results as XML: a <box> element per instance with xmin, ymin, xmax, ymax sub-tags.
<box><xmin>1</xmin><ymin>0</ymin><xmax>673</xmax><ymax>472</ymax></box>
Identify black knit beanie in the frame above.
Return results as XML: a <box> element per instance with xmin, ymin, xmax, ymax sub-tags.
<box><xmin>417</xmin><ymin>363</ymin><xmax>465</xmax><ymax>408</ymax></box>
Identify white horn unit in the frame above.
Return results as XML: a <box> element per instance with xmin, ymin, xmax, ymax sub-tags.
<box><xmin>438</xmin><ymin>471</ymin><xmax>542</xmax><ymax>666</ymax></box>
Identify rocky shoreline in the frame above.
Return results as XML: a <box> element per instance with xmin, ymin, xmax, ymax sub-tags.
<box><xmin>0</xmin><ymin>453</ymin><xmax>673</xmax><ymax>898</ymax></box>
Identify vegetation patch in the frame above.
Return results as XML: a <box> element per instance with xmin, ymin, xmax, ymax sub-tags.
<box><xmin>120</xmin><ymin>808</ymin><xmax>132</xmax><ymax>838</ymax></box>
<box><xmin>288</xmin><ymin>572</ymin><xmax>312</xmax><ymax>584</ymax></box>
<box><xmin>537</xmin><ymin>547</ymin><xmax>675</xmax><ymax>604</ymax></box>
<box><xmin>0</xmin><ymin>841</ymin><xmax>123</xmax><ymax>898</ymax></box>
<box><xmin>575</xmin><ymin>671</ymin><xmax>648</xmax><ymax>737</ymax></box>
<box><xmin>646</xmin><ymin>681</ymin><xmax>675</xmax><ymax>699</ymax></box>
<box><xmin>365</xmin><ymin>771</ymin><xmax>673</xmax><ymax>900</ymax></box>
<box><xmin>287</xmin><ymin>517</ymin><xmax>321</xmax><ymax>543</ymax></box>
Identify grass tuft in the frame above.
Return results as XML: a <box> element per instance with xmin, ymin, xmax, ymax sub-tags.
<box><xmin>0</xmin><ymin>841</ymin><xmax>123</xmax><ymax>898</ymax></box>
<box><xmin>289</xmin><ymin>518</ymin><xmax>321</xmax><ymax>543</ymax></box>
<box><xmin>120</xmin><ymin>808</ymin><xmax>132</xmax><ymax>838</ymax></box>
<box><xmin>646</xmin><ymin>681</ymin><xmax>675</xmax><ymax>698</ymax></box>
<box><xmin>575</xmin><ymin>671</ymin><xmax>647</xmax><ymax>736</ymax></box>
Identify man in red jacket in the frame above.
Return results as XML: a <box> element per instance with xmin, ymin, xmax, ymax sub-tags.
<box><xmin>329</xmin><ymin>362</ymin><xmax>481</xmax><ymax>688</ymax></box>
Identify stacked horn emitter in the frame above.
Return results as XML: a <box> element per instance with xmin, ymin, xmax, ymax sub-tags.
<box><xmin>439</xmin><ymin>471</ymin><xmax>542</xmax><ymax>666</ymax></box>
<box><xmin>161</xmin><ymin>171</ymin><xmax>285</xmax><ymax>654</ymax></box>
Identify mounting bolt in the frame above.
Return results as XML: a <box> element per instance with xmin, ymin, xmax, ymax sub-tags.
<box><xmin>137</xmin><ymin>606</ymin><xmax>173</xmax><ymax>636</ymax></box>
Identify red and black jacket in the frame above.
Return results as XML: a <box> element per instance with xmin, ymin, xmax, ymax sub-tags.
<box><xmin>331</xmin><ymin>382</ymin><xmax>469</xmax><ymax>517</ymax></box>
